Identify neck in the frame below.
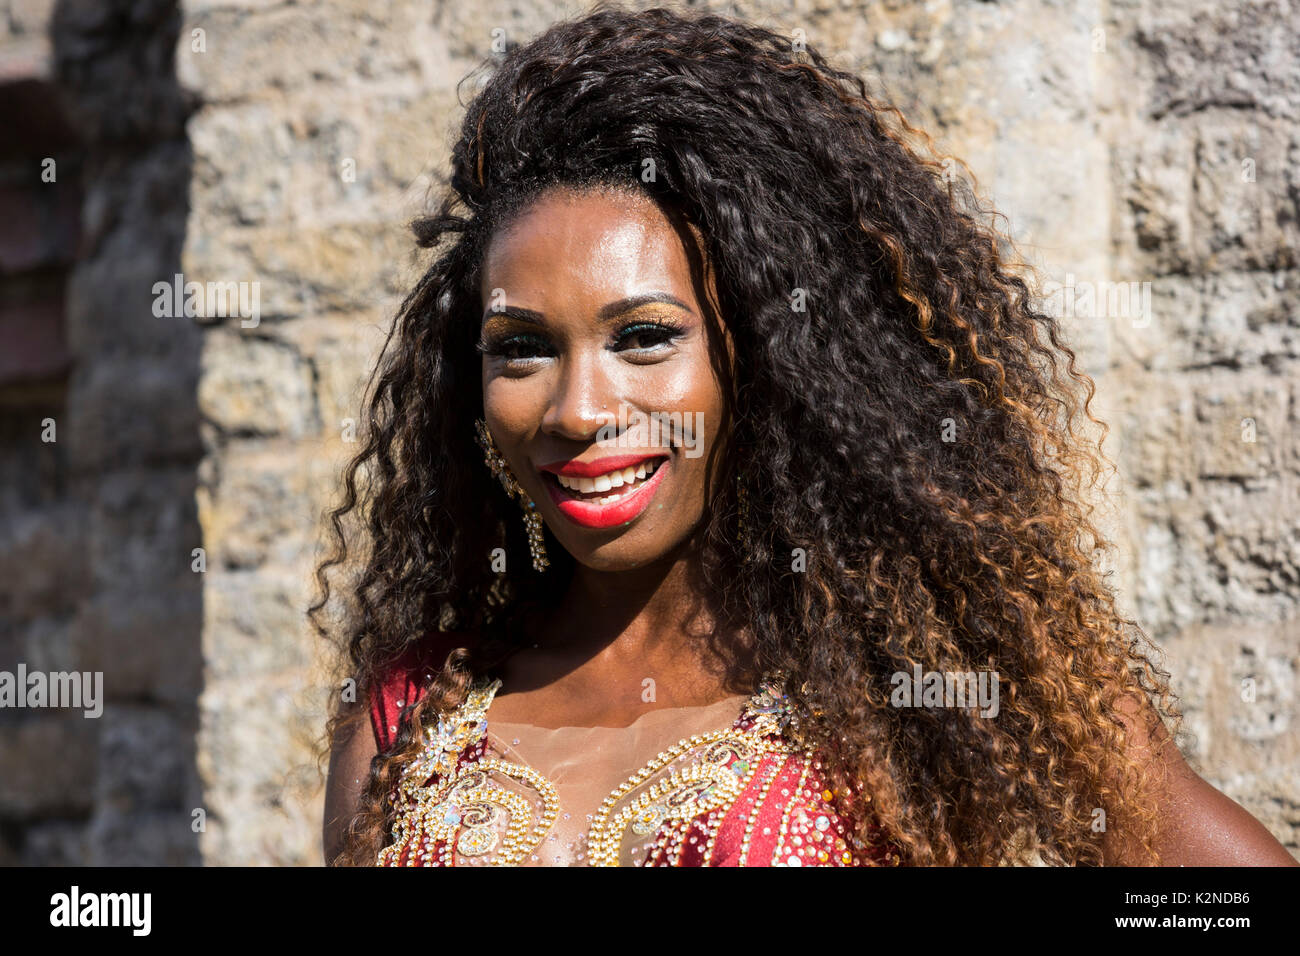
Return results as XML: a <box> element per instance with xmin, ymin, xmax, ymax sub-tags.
<box><xmin>523</xmin><ymin>539</ymin><xmax>756</xmax><ymax>695</ymax></box>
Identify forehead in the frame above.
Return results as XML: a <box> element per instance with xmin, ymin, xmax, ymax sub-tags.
<box><xmin>480</xmin><ymin>187</ymin><xmax>702</xmax><ymax>310</ymax></box>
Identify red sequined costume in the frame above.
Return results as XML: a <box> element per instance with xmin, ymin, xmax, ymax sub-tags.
<box><xmin>369</xmin><ymin>633</ymin><xmax>901</xmax><ymax>866</ymax></box>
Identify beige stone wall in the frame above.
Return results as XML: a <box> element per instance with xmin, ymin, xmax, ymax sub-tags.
<box><xmin>2</xmin><ymin>0</ymin><xmax>1293</xmax><ymax>864</ymax></box>
<box><xmin>176</xmin><ymin>0</ymin><xmax>1298</xmax><ymax>864</ymax></box>
<box><xmin>2</xmin><ymin>0</ymin><xmax>205</xmax><ymax>864</ymax></box>
<box><xmin>1107</xmin><ymin>0</ymin><xmax>1300</xmax><ymax>843</ymax></box>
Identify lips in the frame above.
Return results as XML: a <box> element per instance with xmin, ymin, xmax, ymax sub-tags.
<box><xmin>538</xmin><ymin>454</ymin><xmax>664</xmax><ymax>478</ymax></box>
<box><xmin>537</xmin><ymin>453</ymin><xmax>670</xmax><ymax>529</ymax></box>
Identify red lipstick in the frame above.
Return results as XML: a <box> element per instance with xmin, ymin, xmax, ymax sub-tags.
<box><xmin>538</xmin><ymin>453</ymin><xmax>666</xmax><ymax>478</ymax></box>
<box><xmin>538</xmin><ymin>454</ymin><xmax>671</xmax><ymax>529</ymax></box>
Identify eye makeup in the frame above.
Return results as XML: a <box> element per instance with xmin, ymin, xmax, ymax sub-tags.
<box><xmin>477</xmin><ymin>313</ymin><xmax>690</xmax><ymax>364</ymax></box>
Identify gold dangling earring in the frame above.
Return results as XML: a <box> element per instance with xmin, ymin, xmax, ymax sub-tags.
<box><xmin>474</xmin><ymin>418</ymin><xmax>549</xmax><ymax>572</ymax></box>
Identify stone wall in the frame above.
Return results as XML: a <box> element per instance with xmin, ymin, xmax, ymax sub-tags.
<box><xmin>1</xmin><ymin>0</ymin><xmax>1295</xmax><ymax>863</ymax></box>
<box><xmin>0</xmin><ymin>0</ymin><xmax>203</xmax><ymax>864</ymax></box>
<box><xmin>1107</xmin><ymin>0</ymin><xmax>1300</xmax><ymax>841</ymax></box>
<box><xmin>176</xmin><ymin>0</ymin><xmax>457</xmax><ymax>866</ymax></box>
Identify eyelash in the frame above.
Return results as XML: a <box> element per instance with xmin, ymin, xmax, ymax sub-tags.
<box><xmin>477</xmin><ymin>319</ymin><xmax>687</xmax><ymax>363</ymax></box>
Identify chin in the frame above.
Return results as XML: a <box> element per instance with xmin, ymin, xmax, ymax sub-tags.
<box><xmin>563</xmin><ymin>544</ymin><xmax>664</xmax><ymax>573</ymax></box>
<box><xmin>554</xmin><ymin>524</ymin><xmax>697</xmax><ymax>574</ymax></box>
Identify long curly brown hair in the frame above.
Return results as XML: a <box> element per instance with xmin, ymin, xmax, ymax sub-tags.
<box><xmin>311</xmin><ymin>3</ymin><xmax>1183</xmax><ymax>867</ymax></box>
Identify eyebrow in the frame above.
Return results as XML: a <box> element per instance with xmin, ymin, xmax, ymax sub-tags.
<box><xmin>479</xmin><ymin>292</ymin><xmax>695</xmax><ymax>326</ymax></box>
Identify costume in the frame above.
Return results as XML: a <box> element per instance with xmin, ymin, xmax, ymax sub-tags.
<box><xmin>368</xmin><ymin>635</ymin><xmax>901</xmax><ymax>866</ymax></box>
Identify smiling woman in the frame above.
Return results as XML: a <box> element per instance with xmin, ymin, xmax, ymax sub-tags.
<box><xmin>312</xmin><ymin>5</ymin><xmax>1297</xmax><ymax>867</ymax></box>
<box><xmin>477</xmin><ymin>186</ymin><xmax>731</xmax><ymax>555</ymax></box>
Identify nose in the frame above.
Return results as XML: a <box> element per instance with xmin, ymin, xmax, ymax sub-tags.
<box><xmin>540</xmin><ymin>350</ymin><xmax>617</xmax><ymax>443</ymax></box>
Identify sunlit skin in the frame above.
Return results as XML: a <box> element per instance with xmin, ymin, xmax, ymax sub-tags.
<box><xmin>469</xmin><ymin>185</ymin><xmax>1298</xmax><ymax>863</ymax></box>
<box><xmin>476</xmin><ymin>186</ymin><xmax>754</xmax><ymax>727</ymax></box>
<box><xmin>325</xmin><ymin>183</ymin><xmax>1300</xmax><ymax>865</ymax></box>
<box><xmin>315</xmin><ymin>1</ymin><xmax>1299</xmax><ymax>867</ymax></box>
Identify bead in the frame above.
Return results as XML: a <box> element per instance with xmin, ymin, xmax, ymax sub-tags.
<box><xmin>376</xmin><ymin>667</ymin><xmax>884</xmax><ymax>868</ymax></box>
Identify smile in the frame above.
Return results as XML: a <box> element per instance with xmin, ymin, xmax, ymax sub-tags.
<box><xmin>538</xmin><ymin>453</ymin><xmax>670</xmax><ymax>529</ymax></box>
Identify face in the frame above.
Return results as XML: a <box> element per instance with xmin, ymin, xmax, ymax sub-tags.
<box><xmin>478</xmin><ymin>186</ymin><xmax>732</xmax><ymax>572</ymax></box>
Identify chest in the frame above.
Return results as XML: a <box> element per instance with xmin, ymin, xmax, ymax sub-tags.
<box><xmin>377</xmin><ymin>679</ymin><xmax>897</xmax><ymax>867</ymax></box>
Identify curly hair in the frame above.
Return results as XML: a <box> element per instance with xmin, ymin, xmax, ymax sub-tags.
<box><xmin>311</xmin><ymin>3</ymin><xmax>1183</xmax><ymax>867</ymax></box>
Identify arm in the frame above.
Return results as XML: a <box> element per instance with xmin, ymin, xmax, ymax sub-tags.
<box><xmin>1103</xmin><ymin>692</ymin><xmax>1298</xmax><ymax>866</ymax></box>
<box><xmin>323</xmin><ymin>699</ymin><xmax>379</xmax><ymax>867</ymax></box>
<box><xmin>323</xmin><ymin>632</ymin><xmax>463</xmax><ymax>863</ymax></box>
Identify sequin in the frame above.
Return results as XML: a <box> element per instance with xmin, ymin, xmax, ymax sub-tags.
<box><xmin>376</xmin><ymin>670</ymin><xmax>899</xmax><ymax>867</ymax></box>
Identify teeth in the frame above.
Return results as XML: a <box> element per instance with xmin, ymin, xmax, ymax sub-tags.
<box><xmin>554</xmin><ymin>459</ymin><xmax>662</xmax><ymax>499</ymax></box>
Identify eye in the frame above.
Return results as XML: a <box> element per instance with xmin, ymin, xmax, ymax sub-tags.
<box><xmin>477</xmin><ymin>332</ymin><xmax>554</xmax><ymax>366</ymax></box>
<box><xmin>611</xmin><ymin>320</ymin><xmax>685</xmax><ymax>355</ymax></box>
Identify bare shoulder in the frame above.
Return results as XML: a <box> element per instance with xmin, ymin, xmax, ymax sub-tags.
<box><xmin>321</xmin><ymin>630</ymin><xmax>478</xmax><ymax>865</ymax></box>
<box><xmin>323</xmin><ymin>697</ymin><xmax>379</xmax><ymax>866</ymax></box>
<box><xmin>1105</xmin><ymin>691</ymin><xmax>1298</xmax><ymax>866</ymax></box>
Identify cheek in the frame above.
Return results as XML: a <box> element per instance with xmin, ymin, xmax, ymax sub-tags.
<box><xmin>625</xmin><ymin>353</ymin><xmax>724</xmax><ymax>509</ymax></box>
<box><xmin>482</xmin><ymin>370</ymin><xmax>546</xmax><ymax>441</ymax></box>
<box><xmin>621</xmin><ymin>348</ymin><xmax>725</xmax><ymax>424</ymax></box>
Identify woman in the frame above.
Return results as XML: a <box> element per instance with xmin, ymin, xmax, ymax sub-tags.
<box><xmin>316</xmin><ymin>5</ymin><xmax>1297</xmax><ymax>866</ymax></box>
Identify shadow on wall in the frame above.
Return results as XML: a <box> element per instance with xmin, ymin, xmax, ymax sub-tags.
<box><xmin>0</xmin><ymin>0</ymin><xmax>202</xmax><ymax>865</ymax></box>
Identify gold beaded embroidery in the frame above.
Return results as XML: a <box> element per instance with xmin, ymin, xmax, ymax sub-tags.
<box><xmin>585</xmin><ymin>732</ymin><xmax>794</xmax><ymax>866</ymax></box>
<box><xmin>391</xmin><ymin>679</ymin><xmax>500</xmax><ymax>810</ymax></box>
<box><xmin>770</xmin><ymin>759</ymin><xmax>814</xmax><ymax>867</ymax></box>
<box><xmin>380</xmin><ymin>671</ymin><xmax>809</xmax><ymax>867</ymax></box>
<box><xmin>381</xmin><ymin>761</ymin><xmax>562</xmax><ymax>866</ymax></box>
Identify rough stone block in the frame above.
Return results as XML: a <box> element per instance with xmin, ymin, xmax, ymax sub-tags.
<box><xmin>0</xmin><ymin>715</ymin><xmax>98</xmax><ymax>817</ymax></box>
<box><xmin>202</xmin><ymin>568</ymin><xmax>315</xmax><ymax>683</ymax></box>
<box><xmin>176</xmin><ymin>2</ymin><xmax>426</xmax><ymax>103</ymax></box>
<box><xmin>0</xmin><ymin>506</ymin><xmax>90</xmax><ymax>623</ymax></box>
<box><xmin>64</xmin><ymin>357</ymin><xmax>203</xmax><ymax>472</ymax></box>
<box><xmin>198</xmin><ymin>332</ymin><xmax>318</xmax><ymax>437</ymax></box>
<box><xmin>74</xmin><ymin>589</ymin><xmax>203</xmax><ymax>703</ymax></box>
<box><xmin>86</xmin><ymin>809</ymin><xmax>202</xmax><ymax>866</ymax></box>
<box><xmin>94</xmin><ymin>703</ymin><xmax>197</xmax><ymax>812</ymax></box>
<box><xmin>21</xmin><ymin>820</ymin><xmax>89</xmax><ymax>866</ymax></box>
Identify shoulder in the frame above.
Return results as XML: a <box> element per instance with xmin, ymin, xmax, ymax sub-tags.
<box><xmin>323</xmin><ymin>630</ymin><xmax>475</xmax><ymax>865</ymax></box>
<box><xmin>323</xmin><ymin>695</ymin><xmax>376</xmax><ymax>865</ymax></box>
<box><xmin>1106</xmin><ymin>690</ymin><xmax>1298</xmax><ymax>866</ymax></box>
<box><xmin>367</xmin><ymin>630</ymin><xmax>477</xmax><ymax>754</ymax></box>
